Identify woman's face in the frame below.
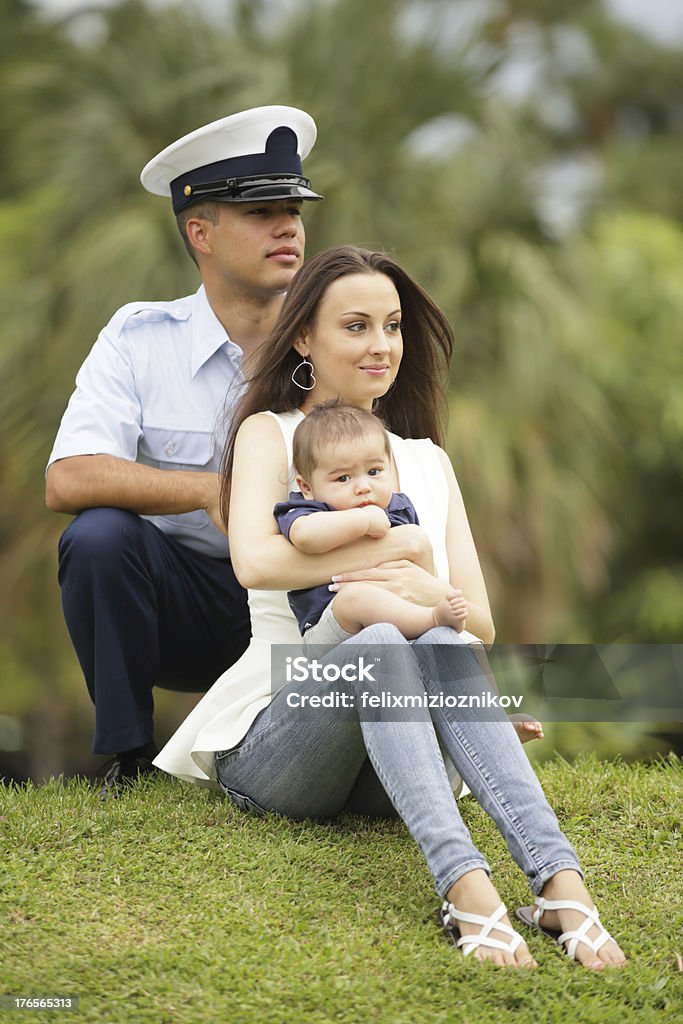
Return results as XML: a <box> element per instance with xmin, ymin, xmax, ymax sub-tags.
<box><xmin>295</xmin><ymin>272</ymin><xmax>403</xmax><ymax>410</ymax></box>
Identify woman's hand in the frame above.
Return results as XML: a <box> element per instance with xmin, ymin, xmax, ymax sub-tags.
<box><xmin>329</xmin><ymin>559</ymin><xmax>451</xmax><ymax>607</ymax></box>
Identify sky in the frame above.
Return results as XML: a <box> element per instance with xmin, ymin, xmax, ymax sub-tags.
<box><xmin>603</xmin><ymin>0</ymin><xmax>683</xmax><ymax>44</ymax></box>
<box><xmin>26</xmin><ymin>0</ymin><xmax>683</xmax><ymax>47</ymax></box>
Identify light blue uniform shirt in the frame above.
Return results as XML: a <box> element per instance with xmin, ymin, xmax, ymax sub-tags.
<box><xmin>48</xmin><ymin>285</ymin><xmax>245</xmax><ymax>558</ymax></box>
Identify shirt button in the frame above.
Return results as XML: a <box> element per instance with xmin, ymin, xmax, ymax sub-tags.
<box><xmin>165</xmin><ymin>442</ymin><xmax>175</xmax><ymax>457</ymax></box>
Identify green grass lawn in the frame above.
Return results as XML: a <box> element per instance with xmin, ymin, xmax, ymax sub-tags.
<box><xmin>1</xmin><ymin>755</ymin><xmax>681</xmax><ymax>1024</ymax></box>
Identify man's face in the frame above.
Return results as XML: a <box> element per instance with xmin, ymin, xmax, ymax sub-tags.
<box><xmin>203</xmin><ymin>199</ymin><xmax>305</xmax><ymax>297</ymax></box>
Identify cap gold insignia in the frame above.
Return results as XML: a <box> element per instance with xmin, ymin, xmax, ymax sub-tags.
<box><xmin>183</xmin><ymin>185</ymin><xmax>192</xmax><ymax>196</ymax></box>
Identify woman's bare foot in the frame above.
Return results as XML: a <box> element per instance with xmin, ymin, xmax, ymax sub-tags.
<box><xmin>509</xmin><ymin>713</ymin><xmax>544</xmax><ymax>744</ymax></box>
<box><xmin>536</xmin><ymin>870</ymin><xmax>627</xmax><ymax>969</ymax></box>
<box><xmin>433</xmin><ymin>588</ymin><xmax>468</xmax><ymax>632</ymax></box>
<box><xmin>445</xmin><ymin>870</ymin><xmax>537</xmax><ymax>968</ymax></box>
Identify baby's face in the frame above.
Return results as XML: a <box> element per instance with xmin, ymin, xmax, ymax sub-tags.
<box><xmin>298</xmin><ymin>433</ymin><xmax>393</xmax><ymax>511</ymax></box>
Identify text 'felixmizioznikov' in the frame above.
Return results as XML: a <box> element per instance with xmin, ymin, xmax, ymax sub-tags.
<box><xmin>285</xmin><ymin>690</ymin><xmax>524</xmax><ymax>710</ymax></box>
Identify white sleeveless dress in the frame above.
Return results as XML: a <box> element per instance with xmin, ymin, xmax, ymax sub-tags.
<box><xmin>154</xmin><ymin>410</ymin><xmax>478</xmax><ymax>788</ymax></box>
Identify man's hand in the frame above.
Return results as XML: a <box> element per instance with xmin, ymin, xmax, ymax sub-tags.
<box><xmin>202</xmin><ymin>473</ymin><xmax>226</xmax><ymax>535</ymax></box>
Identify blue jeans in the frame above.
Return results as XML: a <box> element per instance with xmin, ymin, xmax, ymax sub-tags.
<box><xmin>215</xmin><ymin>624</ymin><xmax>581</xmax><ymax>898</ymax></box>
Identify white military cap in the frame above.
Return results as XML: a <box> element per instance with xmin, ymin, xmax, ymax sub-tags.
<box><xmin>140</xmin><ymin>105</ymin><xmax>323</xmax><ymax>213</ymax></box>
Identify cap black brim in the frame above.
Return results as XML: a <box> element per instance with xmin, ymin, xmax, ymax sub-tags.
<box><xmin>211</xmin><ymin>182</ymin><xmax>324</xmax><ymax>202</ymax></box>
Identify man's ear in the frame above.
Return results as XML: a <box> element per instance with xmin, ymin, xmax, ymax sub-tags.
<box><xmin>296</xmin><ymin>474</ymin><xmax>314</xmax><ymax>498</ymax></box>
<box><xmin>184</xmin><ymin>216</ymin><xmax>213</xmax><ymax>257</ymax></box>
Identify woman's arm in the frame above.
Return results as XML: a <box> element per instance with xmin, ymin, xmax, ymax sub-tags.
<box><xmin>229</xmin><ymin>414</ymin><xmax>433</xmax><ymax>589</ymax></box>
<box><xmin>436</xmin><ymin>446</ymin><xmax>495</xmax><ymax>644</ymax></box>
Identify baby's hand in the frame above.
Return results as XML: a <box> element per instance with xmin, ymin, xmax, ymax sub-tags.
<box><xmin>364</xmin><ymin>505</ymin><xmax>391</xmax><ymax>538</ymax></box>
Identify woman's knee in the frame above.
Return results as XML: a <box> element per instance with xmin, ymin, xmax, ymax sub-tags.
<box><xmin>350</xmin><ymin>622</ymin><xmax>407</xmax><ymax>646</ymax></box>
<box><xmin>414</xmin><ymin>625</ymin><xmax>469</xmax><ymax>646</ymax></box>
<box><xmin>413</xmin><ymin>634</ymin><xmax>492</xmax><ymax>696</ymax></box>
<box><xmin>339</xmin><ymin>622</ymin><xmax>425</xmax><ymax>703</ymax></box>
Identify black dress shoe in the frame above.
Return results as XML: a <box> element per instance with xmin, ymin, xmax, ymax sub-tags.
<box><xmin>97</xmin><ymin>754</ymin><xmax>158</xmax><ymax>801</ymax></box>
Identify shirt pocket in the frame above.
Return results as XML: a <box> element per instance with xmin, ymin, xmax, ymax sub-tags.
<box><xmin>140</xmin><ymin>425</ymin><xmax>215</xmax><ymax>470</ymax></box>
<box><xmin>139</xmin><ymin>425</ymin><xmax>216</xmax><ymax>532</ymax></box>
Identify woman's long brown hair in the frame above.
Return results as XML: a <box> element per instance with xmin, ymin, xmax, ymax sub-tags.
<box><xmin>220</xmin><ymin>245</ymin><xmax>454</xmax><ymax>523</ymax></box>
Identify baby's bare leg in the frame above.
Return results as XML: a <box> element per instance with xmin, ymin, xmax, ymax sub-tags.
<box><xmin>333</xmin><ymin>583</ymin><xmax>466</xmax><ymax>639</ymax></box>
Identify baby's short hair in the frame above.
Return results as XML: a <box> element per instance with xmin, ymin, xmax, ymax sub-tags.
<box><xmin>293</xmin><ymin>400</ymin><xmax>391</xmax><ymax>480</ymax></box>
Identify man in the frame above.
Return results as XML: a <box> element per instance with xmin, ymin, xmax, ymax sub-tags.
<box><xmin>45</xmin><ymin>106</ymin><xmax>323</xmax><ymax>796</ymax></box>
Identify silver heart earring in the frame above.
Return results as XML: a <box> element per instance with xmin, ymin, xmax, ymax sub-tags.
<box><xmin>291</xmin><ymin>357</ymin><xmax>316</xmax><ymax>391</ymax></box>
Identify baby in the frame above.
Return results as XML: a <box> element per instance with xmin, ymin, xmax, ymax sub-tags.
<box><xmin>274</xmin><ymin>402</ymin><xmax>468</xmax><ymax>649</ymax></box>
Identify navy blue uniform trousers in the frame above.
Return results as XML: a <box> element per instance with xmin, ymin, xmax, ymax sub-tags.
<box><xmin>58</xmin><ymin>508</ymin><xmax>251</xmax><ymax>754</ymax></box>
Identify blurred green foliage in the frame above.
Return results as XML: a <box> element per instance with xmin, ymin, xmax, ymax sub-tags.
<box><xmin>0</xmin><ymin>0</ymin><xmax>681</xmax><ymax>777</ymax></box>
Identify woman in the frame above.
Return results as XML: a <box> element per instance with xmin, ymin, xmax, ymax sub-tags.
<box><xmin>155</xmin><ymin>246</ymin><xmax>625</xmax><ymax>969</ymax></box>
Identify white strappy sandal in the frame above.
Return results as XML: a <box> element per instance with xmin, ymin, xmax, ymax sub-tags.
<box><xmin>440</xmin><ymin>901</ymin><xmax>529</xmax><ymax>959</ymax></box>
<box><xmin>514</xmin><ymin>897</ymin><xmax>614</xmax><ymax>962</ymax></box>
